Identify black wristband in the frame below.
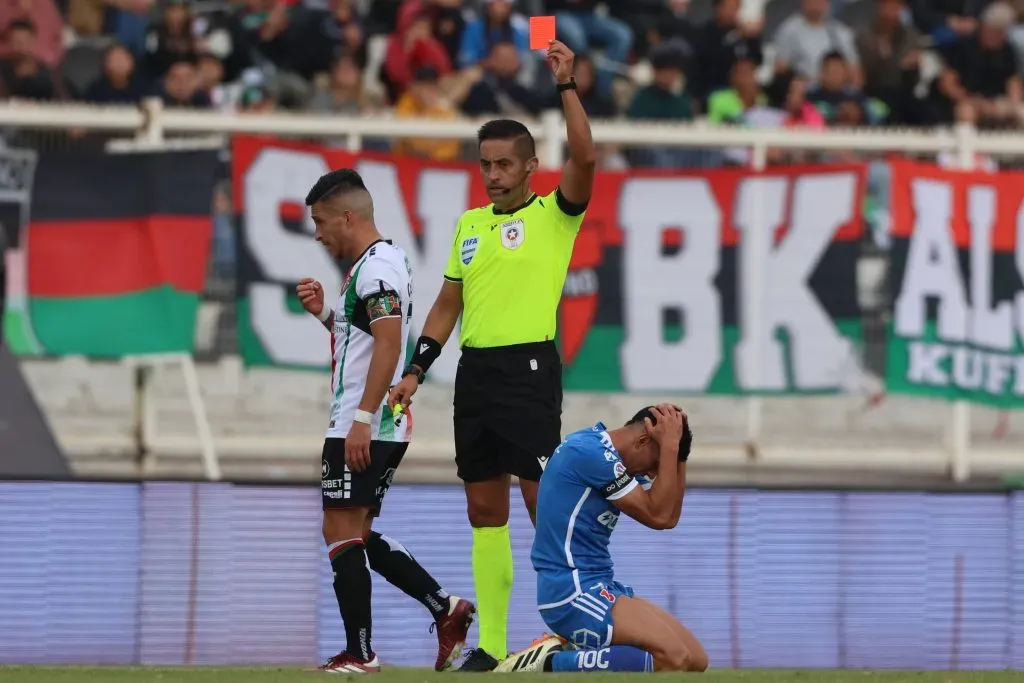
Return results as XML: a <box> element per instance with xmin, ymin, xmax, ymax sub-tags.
<box><xmin>557</xmin><ymin>78</ymin><xmax>577</xmax><ymax>93</ymax></box>
<box><xmin>410</xmin><ymin>335</ymin><xmax>443</xmax><ymax>375</ymax></box>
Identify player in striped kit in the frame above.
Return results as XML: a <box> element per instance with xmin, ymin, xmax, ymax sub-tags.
<box><xmin>297</xmin><ymin>169</ymin><xmax>474</xmax><ymax>673</ymax></box>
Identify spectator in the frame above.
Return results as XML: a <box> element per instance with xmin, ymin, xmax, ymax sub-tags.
<box><xmin>834</xmin><ymin>95</ymin><xmax>868</xmax><ymax>126</ymax></box>
<box><xmin>909</xmin><ymin>0</ymin><xmax>992</xmax><ymax>47</ymax></box>
<box><xmin>144</xmin><ymin>0</ymin><xmax>197</xmax><ymax>80</ymax></box>
<box><xmin>608</xmin><ymin>0</ymin><xmax>667</xmax><ymax>57</ymax></box>
<box><xmin>806</xmin><ymin>51</ymin><xmax>871</xmax><ymax>123</ymax></box>
<box><xmin>160</xmin><ymin>56</ymin><xmax>211</xmax><ymax>107</ymax></box>
<box><xmin>384</xmin><ymin>8</ymin><xmax>452</xmax><ymax>101</ymax></box>
<box><xmin>394</xmin><ymin>66</ymin><xmax>461</xmax><ymax>161</ymax></box>
<box><xmin>918</xmin><ymin>65</ymin><xmax>969</xmax><ymax>125</ymax></box>
<box><xmin>627</xmin><ymin>48</ymin><xmax>693</xmax><ymax>121</ymax></box>
<box><xmin>769</xmin><ymin>70</ymin><xmax>827</xmax><ymax>128</ymax></box>
<box><xmin>773</xmin><ymin>0</ymin><xmax>861</xmax><ymax>85</ymax></box>
<box><xmin>707</xmin><ymin>55</ymin><xmax>767</xmax><ymax>124</ymax></box>
<box><xmin>546</xmin><ymin>53</ymin><xmax>617</xmax><ymax>118</ymax></box>
<box><xmin>651</xmin><ymin>0</ymin><xmax>697</xmax><ymax>57</ymax></box>
<box><xmin>193</xmin><ymin>2</ymin><xmax>256</xmax><ymax>82</ymax></box>
<box><xmin>366</xmin><ymin>0</ymin><xmax>403</xmax><ymax>36</ymax></box>
<box><xmin>0</xmin><ymin>0</ymin><xmax>63</xmax><ymax>68</ymax></box>
<box><xmin>68</xmin><ymin>0</ymin><xmax>108</xmax><ymax>39</ymax></box>
<box><xmin>1010</xmin><ymin>0</ymin><xmax>1024</xmax><ymax>63</ymax></box>
<box><xmin>106</xmin><ymin>0</ymin><xmax>156</xmax><ymax>55</ymax></box>
<box><xmin>941</xmin><ymin>1</ymin><xmax>1022</xmax><ymax>127</ymax></box>
<box><xmin>458</xmin><ymin>0</ymin><xmax>529</xmax><ymax>69</ymax></box>
<box><xmin>300</xmin><ymin>0</ymin><xmax>368</xmax><ymax>78</ymax></box>
<box><xmin>83</xmin><ymin>43</ymin><xmax>151</xmax><ymax>104</ymax></box>
<box><xmin>460</xmin><ymin>40</ymin><xmax>541</xmax><ymax>117</ymax></box>
<box><xmin>239</xmin><ymin>82</ymin><xmax>276</xmax><ymax>113</ymax></box>
<box><xmin>397</xmin><ymin>0</ymin><xmax>465</xmax><ymax>65</ymax></box>
<box><xmin>546</xmin><ymin>0</ymin><xmax>632</xmax><ymax>94</ymax></box>
<box><xmin>626</xmin><ymin>48</ymin><xmax>694</xmax><ymax>167</ymax></box>
<box><xmin>855</xmin><ymin>0</ymin><xmax>924</xmax><ymax>124</ymax></box>
<box><xmin>689</xmin><ymin>0</ymin><xmax>764</xmax><ymax>105</ymax></box>
<box><xmin>236</xmin><ymin>0</ymin><xmax>296</xmax><ymax>76</ymax></box>
<box><xmin>0</xmin><ymin>20</ymin><xmax>65</xmax><ymax>100</ymax></box>
<box><xmin>707</xmin><ymin>54</ymin><xmax>769</xmax><ymax>166</ymax></box>
<box><xmin>308</xmin><ymin>54</ymin><xmax>365</xmax><ymax>115</ymax></box>
<box><xmin>197</xmin><ymin>53</ymin><xmax>234</xmax><ymax>111</ymax></box>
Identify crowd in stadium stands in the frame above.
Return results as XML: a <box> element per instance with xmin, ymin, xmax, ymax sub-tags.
<box><xmin>5</xmin><ymin>0</ymin><xmax>1024</xmax><ymax>170</ymax></box>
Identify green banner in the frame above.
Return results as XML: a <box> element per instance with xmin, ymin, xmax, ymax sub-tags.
<box><xmin>887</xmin><ymin>160</ymin><xmax>1024</xmax><ymax>407</ymax></box>
<box><xmin>3</xmin><ymin>150</ymin><xmax>219</xmax><ymax>357</ymax></box>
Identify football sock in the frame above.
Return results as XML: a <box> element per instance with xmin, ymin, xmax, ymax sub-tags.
<box><xmin>365</xmin><ymin>531</ymin><xmax>451</xmax><ymax>620</ymax></box>
<box><xmin>328</xmin><ymin>538</ymin><xmax>373</xmax><ymax>661</ymax></box>
<box><xmin>547</xmin><ymin>647</ymin><xmax>654</xmax><ymax>672</ymax></box>
<box><xmin>472</xmin><ymin>524</ymin><xmax>513</xmax><ymax>659</ymax></box>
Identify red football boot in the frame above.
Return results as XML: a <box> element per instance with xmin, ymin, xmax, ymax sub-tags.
<box><xmin>319</xmin><ymin>651</ymin><xmax>382</xmax><ymax>674</ymax></box>
<box><xmin>430</xmin><ymin>596</ymin><xmax>476</xmax><ymax>671</ymax></box>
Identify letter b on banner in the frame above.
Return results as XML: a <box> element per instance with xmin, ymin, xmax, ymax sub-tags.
<box><xmin>619</xmin><ymin>178</ymin><xmax>723</xmax><ymax>392</ymax></box>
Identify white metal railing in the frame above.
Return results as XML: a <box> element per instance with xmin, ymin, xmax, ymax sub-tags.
<box><xmin>4</xmin><ymin>99</ymin><xmax>1019</xmax><ymax>482</ymax></box>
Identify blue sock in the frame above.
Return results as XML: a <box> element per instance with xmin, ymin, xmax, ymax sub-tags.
<box><xmin>549</xmin><ymin>646</ymin><xmax>653</xmax><ymax>672</ymax></box>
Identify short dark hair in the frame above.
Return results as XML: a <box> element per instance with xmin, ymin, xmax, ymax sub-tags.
<box><xmin>626</xmin><ymin>406</ymin><xmax>692</xmax><ymax>457</ymax></box>
<box><xmin>821</xmin><ymin>49</ymin><xmax>846</xmax><ymax>65</ymax></box>
<box><xmin>477</xmin><ymin>119</ymin><xmax>535</xmax><ymax>159</ymax></box>
<box><xmin>305</xmin><ymin>168</ymin><xmax>367</xmax><ymax>206</ymax></box>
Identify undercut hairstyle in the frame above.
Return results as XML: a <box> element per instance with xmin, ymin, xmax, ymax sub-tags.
<box><xmin>477</xmin><ymin>119</ymin><xmax>536</xmax><ymax>160</ymax></box>
<box><xmin>626</xmin><ymin>406</ymin><xmax>690</xmax><ymax>455</ymax></box>
<box><xmin>305</xmin><ymin>168</ymin><xmax>368</xmax><ymax>207</ymax></box>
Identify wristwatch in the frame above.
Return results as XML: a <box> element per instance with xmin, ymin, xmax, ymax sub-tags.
<box><xmin>556</xmin><ymin>78</ymin><xmax>577</xmax><ymax>93</ymax></box>
<box><xmin>402</xmin><ymin>364</ymin><xmax>425</xmax><ymax>384</ymax></box>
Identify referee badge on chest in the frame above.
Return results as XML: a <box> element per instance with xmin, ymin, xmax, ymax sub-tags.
<box><xmin>500</xmin><ymin>218</ymin><xmax>525</xmax><ymax>250</ymax></box>
<box><xmin>461</xmin><ymin>236</ymin><xmax>480</xmax><ymax>265</ymax></box>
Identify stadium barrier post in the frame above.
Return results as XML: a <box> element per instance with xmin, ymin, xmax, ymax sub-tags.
<box><xmin>138</xmin><ymin>97</ymin><xmax>166</xmax><ymax>145</ymax></box>
<box><xmin>744</xmin><ymin>141</ymin><xmax>769</xmax><ymax>457</ymax></box>
<box><xmin>947</xmin><ymin>122</ymin><xmax>979</xmax><ymax>483</ymax></box>
<box><xmin>124</xmin><ymin>352</ymin><xmax>222</xmax><ymax>481</ymax></box>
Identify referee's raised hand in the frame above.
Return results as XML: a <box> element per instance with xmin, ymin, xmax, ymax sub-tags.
<box><xmin>545</xmin><ymin>39</ymin><xmax>575</xmax><ymax>83</ymax></box>
<box><xmin>297</xmin><ymin>278</ymin><xmax>325</xmax><ymax>317</ymax></box>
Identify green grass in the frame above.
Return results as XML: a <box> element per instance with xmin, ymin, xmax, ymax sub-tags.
<box><xmin>0</xmin><ymin>668</ymin><xmax>1021</xmax><ymax>683</ymax></box>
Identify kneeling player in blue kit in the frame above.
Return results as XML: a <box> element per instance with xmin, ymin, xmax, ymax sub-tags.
<box><xmin>496</xmin><ymin>404</ymin><xmax>708</xmax><ymax>674</ymax></box>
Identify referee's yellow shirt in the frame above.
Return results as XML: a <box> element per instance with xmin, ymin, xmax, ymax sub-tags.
<box><xmin>443</xmin><ymin>189</ymin><xmax>586</xmax><ymax>349</ymax></box>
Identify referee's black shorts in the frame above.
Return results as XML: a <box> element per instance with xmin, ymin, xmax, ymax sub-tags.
<box><xmin>453</xmin><ymin>340</ymin><xmax>563</xmax><ymax>483</ymax></box>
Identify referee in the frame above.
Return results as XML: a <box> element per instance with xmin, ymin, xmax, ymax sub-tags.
<box><xmin>389</xmin><ymin>39</ymin><xmax>596</xmax><ymax>672</ymax></box>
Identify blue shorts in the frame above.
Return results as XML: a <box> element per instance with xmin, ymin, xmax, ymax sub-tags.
<box><xmin>538</xmin><ymin>579</ymin><xmax>634</xmax><ymax>649</ymax></box>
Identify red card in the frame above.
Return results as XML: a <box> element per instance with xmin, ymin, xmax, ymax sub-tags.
<box><xmin>529</xmin><ymin>16</ymin><xmax>556</xmax><ymax>50</ymax></box>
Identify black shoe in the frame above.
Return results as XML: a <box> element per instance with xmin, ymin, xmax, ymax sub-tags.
<box><xmin>457</xmin><ymin>648</ymin><xmax>499</xmax><ymax>672</ymax></box>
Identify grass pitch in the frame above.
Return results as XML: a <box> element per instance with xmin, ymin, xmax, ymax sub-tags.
<box><xmin>0</xmin><ymin>668</ymin><xmax>1020</xmax><ymax>683</ymax></box>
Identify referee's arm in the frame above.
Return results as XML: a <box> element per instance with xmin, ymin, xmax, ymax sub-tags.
<box><xmin>555</xmin><ymin>51</ymin><xmax>597</xmax><ymax>207</ymax></box>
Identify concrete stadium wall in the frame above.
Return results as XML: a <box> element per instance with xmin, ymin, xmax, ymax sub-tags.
<box><xmin>16</xmin><ymin>357</ymin><xmax>1024</xmax><ymax>484</ymax></box>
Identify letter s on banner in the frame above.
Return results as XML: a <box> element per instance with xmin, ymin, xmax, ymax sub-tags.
<box><xmin>243</xmin><ymin>148</ymin><xmax>342</xmax><ymax>366</ymax></box>
<box><xmin>358</xmin><ymin>160</ymin><xmax>469</xmax><ymax>385</ymax></box>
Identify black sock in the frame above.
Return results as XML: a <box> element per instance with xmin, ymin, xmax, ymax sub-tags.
<box><xmin>365</xmin><ymin>531</ymin><xmax>450</xmax><ymax>620</ymax></box>
<box><xmin>329</xmin><ymin>538</ymin><xmax>373</xmax><ymax>661</ymax></box>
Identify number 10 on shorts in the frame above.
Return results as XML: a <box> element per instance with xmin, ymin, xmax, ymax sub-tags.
<box><xmin>576</xmin><ymin>649</ymin><xmax>610</xmax><ymax>670</ymax></box>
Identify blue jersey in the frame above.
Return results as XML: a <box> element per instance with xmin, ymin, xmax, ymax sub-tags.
<box><xmin>531</xmin><ymin>423</ymin><xmax>641</xmax><ymax>609</ymax></box>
